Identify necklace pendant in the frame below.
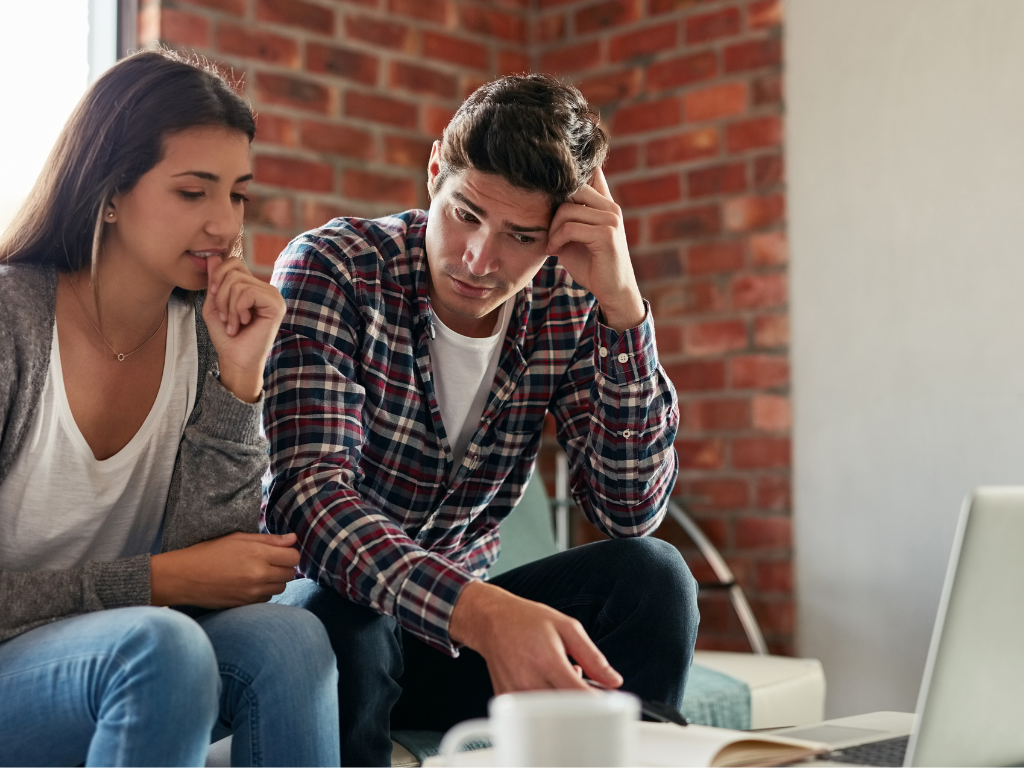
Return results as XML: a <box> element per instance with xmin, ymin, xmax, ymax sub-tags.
<box><xmin>117</xmin><ymin>353</ymin><xmax>126</xmax><ymax>362</ymax></box>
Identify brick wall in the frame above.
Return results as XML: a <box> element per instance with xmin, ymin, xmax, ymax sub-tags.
<box><xmin>143</xmin><ymin>0</ymin><xmax>791</xmax><ymax>655</ymax></box>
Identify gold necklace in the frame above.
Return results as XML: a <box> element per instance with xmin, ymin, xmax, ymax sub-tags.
<box><xmin>66</xmin><ymin>274</ymin><xmax>167</xmax><ymax>362</ymax></box>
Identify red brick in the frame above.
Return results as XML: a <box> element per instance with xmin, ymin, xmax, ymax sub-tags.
<box><xmin>253</xmin><ymin>233</ymin><xmax>291</xmax><ymax>267</ymax></box>
<box><xmin>646</xmin><ymin>51</ymin><xmax>717</xmax><ymax>92</ymax></box>
<box><xmin>623</xmin><ymin>218</ymin><xmax>641</xmax><ymax>248</ymax></box>
<box><xmin>680</xmin><ymin>478</ymin><xmax>750</xmax><ymax>511</ymax></box>
<box><xmin>756</xmin><ymin>560</ymin><xmax>792</xmax><ymax>593</ymax></box>
<box><xmin>752</xmin><ymin>394</ymin><xmax>790</xmax><ymax>430</ymax></box>
<box><xmin>632</xmin><ymin>250</ymin><xmax>682</xmax><ymax>281</ymax></box>
<box><xmin>604</xmin><ymin>144</ymin><xmax>638</xmax><ymax>175</ymax></box>
<box><xmin>216</xmin><ymin>24</ymin><xmax>299</xmax><ymax>66</ymax></box>
<box><xmin>533</xmin><ymin>13</ymin><xmax>566</xmax><ymax>44</ymax></box>
<box><xmin>384</xmin><ymin>135</ymin><xmax>433</xmax><ymax>169</ymax></box>
<box><xmin>613</xmin><ymin>97</ymin><xmax>681</xmax><ymax>135</ymax></box>
<box><xmin>726</xmin><ymin>116</ymin><xmax>783</xmax><ymax>153</ymax></box>
<box><xmin>497</xmin><ymin>50</ymin><xmax>531</xmax><ymax>75</ymax></box>
<box><xmin>688</xmin><ymin>163</ymin><xmax>747</xmax><ymax>198</ymax></box>
<box><xmin>650</xmin><ymin>280</ymin><xmax>724</xmax><ymax>317</ymax></box>
<box><xmin>691</xmin><ymin>396</ymin><xmax>750</xmax><ymax>429</ymax></box>
<box><xmin>677</xmin><ymin>439</ymin><xmax>725</xmax><ymax>470</ymax></box>
<box><xmin>649</xmin><ymin>0</ymin><xmax>704</xmax><ymax>14</ymax></box>
<box><xmin>685</xmin><ymin>320</ymin><xmax>747</xmax><ymax>357</ymax></box>
<box><xmin>460</xmin><ymin>6</ymin><xmax>527</xmax><ymax>43</ymax></box>
<box><xmin>423</xmin><ymin>32</ymin><xmax>489</xmax><ymax>71</ymax></box>
<box><xmin>732</xmin><ymin>273</ymin><xmax>786</xmax><ymax>309</ymax></box>
<box><xmin>253</xmin><ymin>113</ymin><xmax>297</xmax><ymax>147</ymax></box>
<box><xmin>749</xmin><ymin>0</ymin><xmax>782</xmax><ymax>29</ymax></box>
<box><xmin>540</xmin><ymin>41</ymin><xmax>602</xmax><ymax>75</ymax></box>
<box><xmin>343</xmin><ymin>169</ymin><xmax>417</xmax><ymax>206</ymax></box>
<box><xmin>685</xmin><ymin>6</ymin><xmax>741</xmax><ymax>43</ymax></box>
<box><xmin>578</xmin><ymin>69</ymin><xmax>641</xmax><ymax>107</ymax></box>
<box><xmin>346</xmin><ymin>91</ymin><xmax>418</xmax><ymax>129</ymax></box>
<box><xmin>748</xmin><ymin>156</ymin><xmax>782</xmax><ymax>191</ymax></box>
<box><xmin>756</xmin><ymin>475</ymin><xmax>790</xmax><ymax>510</ymax></box>
<box><xmin>649</xmin><ymin>205</ymin><xmax>720</xmax><ymax>242</ymax></box>
<box><xmin>724</xmin><ymin>38</ymin><xmax>782</xmax><ymax>73</ymax></box>
<box><xmin>243</xmin><ymin>194</ymin><xmax>295</xmax><ymax>229</ymax></box>
<box><xmin>256</xmin><ymin>0</ymin><xmax>334</xmax><ymax>34</ymax></box>
<box><xmin>754</xmin><ymin>313</ymin><xmax>788</xmax><ymax>347</ymax></box>
<box><xmin>736</xmin><ymin>516</ymin><xmax>791</xmax><ymax>548</ymax></box>
<box><xmin>750</xmin><ymin>232</ymin><xmax>788</xmax><ymax>265</ymax></box>
<box><xmin>576</xmin><ymin>0</ymin><xmax>640</xmax><ymax>33</ymax></box>
<box><xmin>752</xmin><ymin>600</ymin><xmax>795</xmax><ymax>636</ymax></box>
<box><xmin>731</xmin><ymin>355</ymin><xmax>788</xmax><ymax>388</ymax></box>
<box><xmin>302</xmin><ymin>200</ymin><xmax>347</xmax><ymax>230</ymax></box>
<box><xmin>684</xmin><ymin>82</ymin><xmax>748</xmax><ymax>122</ymax></box>
<box><xmin>388</xmin><ymin>0</ymin><xmax>451</xmax><ymax>24</ymax></box>
<box><xmin>693</xmin><ymin>595</ymin><xmax>735</xmax><ymax>634</ymax></box>
<box><xmin>664</xmin><ymin>360</ymin><xmax>726</xmax><ymax>391</ymax></box>
<box><xmin>724</xmin><ymin>194</ymin><xmax>785</xmax><ymax>231</ymax></box>
<box><xmin>160</xmin><ymin>8</ymin><xmax>209</xmax><ymax>47</ymax></box>
<box><xmin>616</xmin><ymin>174</ymin><xmax>681</xmax><ymax>207</ymax></box>
<box><xmin>173</xmin><ymin>0</ymin><xmax>246</xmax><ymax>15</ymax></box>
<box><xmin>753</xmin><ymin>73</ymin><xmax>783</xmax><ymax>106</ymax></box>
<box><xmin>424</xmin><ymin>105</ymin><xmax>457</xmax><ymax>135</ymax></box>
<box><xmin>307</xmin><ymin>43</ymin><xmax>378</xmax><ymax>86</ymax></box>
<box><xmin>462</xmin><ymin>76</ymin><xmax>490</xmax><ymax>100</ymax></box>
<box><xmin>608</xmin><ymin>22</ymin><xmax>677</xmax><ymax>63</ymax></box>
<box><xmin>254</xmin><ymin>155</ymin><xmax>334</xmax><ymax>192</ymax></box>
<box><xmin>255</xmin><ymin>73</ymin><xmax>331</xmax><ymax>114</ymax></box>
<box><xmin>687</xmin><ymin>241</ymin><xmax>743</xmax><ymax>274</ymax></box>
<box><xmin>389</xmin><ymin>62</ymin><xmax>457</xmax><ymax>99</ymax></box>
<box><xmin>345</xmin><ymin>16</ymin><xmax>414</xmax><ymax>53</ymax></box>
<box><xmin>646</xmin><ymin>128</ymin><xmax>719</xmax><ymax>167</ymax></box>
<box><xmin>299</xmin><ymin>120</ymin><xmax>374</xmax><ymax>159</ymax></box>
<box><xmin>655</xmin><ymin>322</ymin><xmax>683</xmax><ymax>354</ymax></box>
<box><xmin>734</xmin><ymin>438</ymin><xmax>790</xmax><ymax>470</ymax></box>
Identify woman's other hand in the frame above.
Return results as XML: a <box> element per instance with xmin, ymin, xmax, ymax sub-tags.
<box><xmin>150</xmin><ymin>532</ymin><xmax>300</xmax><ymax>607</ymax></box>
<box><xmin>202</xmin><ymin>254</ymin><xmax>285</xmax><ymax>403</ymax></box>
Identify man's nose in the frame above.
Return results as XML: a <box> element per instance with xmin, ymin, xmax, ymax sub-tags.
<box><xmin>463</xmin><ymin>238</ymin><xmax>497</xmax><ymax>276</ymax></box>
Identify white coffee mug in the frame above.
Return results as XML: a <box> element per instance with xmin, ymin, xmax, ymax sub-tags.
<box><xmin>438</xmin><ymin>690</ymin><xmax>640</xmax><ymax>767</ymax></box>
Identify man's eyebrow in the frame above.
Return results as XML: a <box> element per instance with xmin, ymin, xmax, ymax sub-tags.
<box><xmin>172</xmin><ymin>171</ymin><xmax>254</xmax><ymax>184</ymax></box>
<box><xmin>451</xmin><ymin>191</ymin><xmax>547</xmax><ymax>233</ymax></box>
<box><xmin>504</xmin><ymin>221</ymin><xmax>549</xmax><ymax>233</ymax></box>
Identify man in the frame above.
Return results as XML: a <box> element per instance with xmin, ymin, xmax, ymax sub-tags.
<box><xmin>264</xmin><ymin>75</ymin><xmax>699</xmax><ymax>766</ymax></box>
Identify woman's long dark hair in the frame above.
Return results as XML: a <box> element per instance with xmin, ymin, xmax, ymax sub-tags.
<box><xmin>0</xmin><ymin>48</ymin><xmax>255</xmax><ymax>273</ymax></box>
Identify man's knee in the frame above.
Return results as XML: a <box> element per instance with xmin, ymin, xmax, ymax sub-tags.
<box><xmin>604</xmin><ymin>537</ymin><xmax>699</xmax><ymax>636</ymax></box>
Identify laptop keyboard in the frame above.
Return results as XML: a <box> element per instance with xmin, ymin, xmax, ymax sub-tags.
<box><xmin>827</xmin><ymin>735</ymin><xmax>910</xmax><ymax>766</ymax></box>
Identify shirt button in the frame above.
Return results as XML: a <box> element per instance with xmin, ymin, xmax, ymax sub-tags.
<box><xmin>622</xmin><ymin>430</ymin><xmax>632</xmax><ymax>438</ymax></box>
<box><xmin>617</xmin><ymin>353</ymin><xmax>629</xmax><ymax>364</ymax></box>
<box><xmin>599</xmin><ymin>346</ymin><xmax>608</xmax><ymax>358</ymax></box>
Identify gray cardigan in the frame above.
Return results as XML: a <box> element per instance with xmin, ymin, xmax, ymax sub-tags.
<box><xmin>0</xmin><ymin>264</ymin><xmax>268</xmax><ymax>642</ymax></box>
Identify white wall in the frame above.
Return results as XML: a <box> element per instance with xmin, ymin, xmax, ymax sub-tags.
<box><xmin>787</xmin><ymin>0</ymin><xmax>1024</xmax><ymax>716</ymax></box>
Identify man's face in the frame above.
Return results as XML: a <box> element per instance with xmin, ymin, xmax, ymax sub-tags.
<box><xmin>424</xmin><ymin>143</ymin><xmax>552</xmax><ymax>338</ymax></box>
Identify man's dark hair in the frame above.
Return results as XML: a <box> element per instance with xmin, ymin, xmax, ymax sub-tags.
<box><xmin>433</xmin><ymin>74</ymin><xmax>609</xmax><ymax>207</ymax></box>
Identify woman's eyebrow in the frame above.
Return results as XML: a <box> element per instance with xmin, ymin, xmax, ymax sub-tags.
<box><xmin>172</xmin><ymin>171</ymin><xmax>254</xmax><ymax>183</ymax></box>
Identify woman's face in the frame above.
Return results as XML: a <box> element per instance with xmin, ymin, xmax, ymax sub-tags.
<box><xmin>107</xmin><ymin>126</ymin><xmax>252</xmax><ymax>292</ymax></box>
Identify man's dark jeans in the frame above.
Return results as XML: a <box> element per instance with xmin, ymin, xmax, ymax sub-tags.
<box><xmin>277</xmin><ymin>537</ymin><xmax>699</xmax><ymax>767</ymax></box>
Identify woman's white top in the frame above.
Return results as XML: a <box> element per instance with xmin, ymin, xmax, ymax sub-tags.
<box><xmin>427</xmin><ymin>300</ymin><xmax>513</xmax><ymax>480</ymax></box>
<box><xmin>0</xmin><ymin>298</ymin><xmax>198</xmax><ymax>571</ymax></box>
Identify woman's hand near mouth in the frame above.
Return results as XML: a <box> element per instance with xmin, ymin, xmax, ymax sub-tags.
<box><xmin>202</xmin><ymin>253</ymin><xmax>286</xmax><ymax>403</ymax></box>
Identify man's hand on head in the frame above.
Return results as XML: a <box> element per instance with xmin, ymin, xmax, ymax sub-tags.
<box><xmin>449</xmin><ymin>580</ymin><xmax>624</xmax><ymax>695</ymax></box>
<box><xmin>546</xmin><ymin>167</ymin><xmax>646</xmax><ymax>334</ymax></box>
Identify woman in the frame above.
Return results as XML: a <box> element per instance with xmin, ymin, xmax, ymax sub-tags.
<box><xmin>0</xmin><ymin>49</ymin><xmax>339</xmax><ymax>766</ymax></box>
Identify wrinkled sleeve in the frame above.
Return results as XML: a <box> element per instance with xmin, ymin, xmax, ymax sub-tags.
<box><xmin>263</xmin><ymin>243</ymin><xmax>475</xmax><ymax>656</ymax></box>
<box><xmin>548</xmin><ymin>301</ymin><xmax>680</xmax><ymax>538</ymax></box>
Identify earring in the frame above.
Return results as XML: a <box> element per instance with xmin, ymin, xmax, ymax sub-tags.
<box><xmin>106</xmin><ymin>212</ymin><xmax>115</xmax><ymax>219</ymax></box>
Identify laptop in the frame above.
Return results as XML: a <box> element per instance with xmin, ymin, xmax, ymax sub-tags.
<box><xmin>775</xmin><ymin>486</ymin><xmax>1024</xmax><ymax>766</ymax></box>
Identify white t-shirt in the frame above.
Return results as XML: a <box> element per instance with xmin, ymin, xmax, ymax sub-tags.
<box><xmin>0</xmin><ymin>298</ymin><xmax>198</xmax><ymax>571</ymax></box>
<box><xmin>427</xmin><ymin>301</ymin><xmax>513</xmax><ymax>480</ymax></box>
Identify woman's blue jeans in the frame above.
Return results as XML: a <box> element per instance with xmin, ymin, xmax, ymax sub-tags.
<box><xmin>0</xmin><ymin>603</ymin><xmax>340</xmax><ymax>767</ymax></box>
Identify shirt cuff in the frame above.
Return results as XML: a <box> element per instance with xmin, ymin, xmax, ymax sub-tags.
<box><xmin>595</xmin><ymin>300</ymin><xmax>659</xmax><ymax>385</ymax></box>
<box><xmin>394</xmin><ymin>551</ymin><xmax>478</xmax><ymax>656</ymax></box>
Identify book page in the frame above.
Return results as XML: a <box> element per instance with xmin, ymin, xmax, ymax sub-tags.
<box><xmin>637</xmin><ymin>723</ymin><xmax>828</xmax><ymax>767</ymax></box>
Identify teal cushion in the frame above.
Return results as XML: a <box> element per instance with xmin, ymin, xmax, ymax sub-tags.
<box><xmin>680</xmin><ymin>664</ymin><xmax>752</xmax><ymax>730</ymax></box>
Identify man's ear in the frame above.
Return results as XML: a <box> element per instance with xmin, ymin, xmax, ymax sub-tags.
<box><xmin>426</xmin><ymin>141</ymin><xmax>443</xmax><ymax>199</ymax></box>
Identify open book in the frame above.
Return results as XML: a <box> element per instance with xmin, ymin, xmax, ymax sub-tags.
<box><xmin>424</xmin><ymin>722</ymin><xmax>829</xmax><ymax>767</ymax></box>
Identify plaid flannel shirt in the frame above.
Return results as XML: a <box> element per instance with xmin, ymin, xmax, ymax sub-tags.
<box><xmin>263</xmin><ymin>210</ymin><xmax>680</xmax><ymax>655</ymax></box>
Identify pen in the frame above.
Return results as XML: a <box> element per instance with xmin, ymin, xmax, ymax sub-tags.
<box><xmin>584</xmin><ymin>678</ymin><xmax>690</xmax><ymax>726</ymax></box>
